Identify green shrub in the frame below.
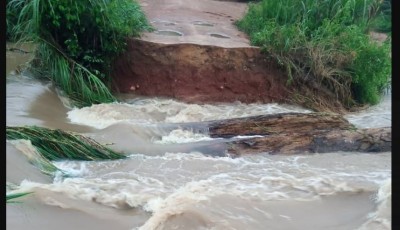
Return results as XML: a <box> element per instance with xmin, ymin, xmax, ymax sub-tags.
<box><xmin>8</xmin><ymin>0</ymin><xmax>152</xmax><ymax>107</ymax></box>
<box><xmin>369</xmin><ymin>0</ymin><xmax>391</xmax><ymax>33</ymax></box>
<box><xmin>237</xmin><ymin>0</ymin><xmax>391</xmax><ymax>107</ymax></box>
<box><xmin>350</xmin><ymin>38</ymin><xmax>391</xmax><ymax>104</ymax></box>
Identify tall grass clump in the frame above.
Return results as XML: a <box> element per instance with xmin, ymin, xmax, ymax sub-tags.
<box><xmin>8</xmin><ymin>0</ymin><xmax>152</xmax><ymax>107</ymax></box>
<box><xmin>6</xmin><ymin>0</ymin><xmax>23</xmax><ymax>41</ymax></box>
<box><xmin>237</xmin><ymin>0</ymin><xmax>391</xmax><ymax>107</ymax></box>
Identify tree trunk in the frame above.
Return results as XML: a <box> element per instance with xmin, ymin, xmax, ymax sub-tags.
<box><xmin>207</xmin><ymin>113</ymin><xmax>391</xmax><ymax>155</ymax></box>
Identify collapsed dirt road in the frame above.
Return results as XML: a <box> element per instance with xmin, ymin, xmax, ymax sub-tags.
<box><xmin>112</xmin><ymin>0</ymin><xmax>293</xmax><ymax>105</ymax></box>
<box><xmin>137</xmin><ymin>0</ymin><xmax>251</xmax><ymax>47</ymax></box>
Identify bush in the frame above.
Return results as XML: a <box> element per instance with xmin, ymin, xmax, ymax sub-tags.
<box><xmin>369</xmin><ymin>0</ymin><xmax>391</xmax><ymax>33</ymax></box>
<box><xmin>237</xmin><ymin>0</ymin><xmax>391</xmax><ymax>107</ymax></box>
<box><xmin>350</xmin><ymin>36</ymin><xmax>391</xmax><ymax>104</ymax></box>
<box><xmin>8</xmin><ymin>0</ymin><xmax>152</xmax><ymax>107</ymax></box>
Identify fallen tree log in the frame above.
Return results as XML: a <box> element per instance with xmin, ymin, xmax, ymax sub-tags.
<box><xmin>207</xmin><ymin>113</ymin><xmax>391</xmax><ymax>155</ymax></box>
<box><xmin>225</xmin><ymin>127</ymin><xmax>391</xmax><ymax>155</ymax></box>
<box><xmin>208</xmin><ymin>112</ymin><xmax>354</xmax><ymax>138</ymax></box>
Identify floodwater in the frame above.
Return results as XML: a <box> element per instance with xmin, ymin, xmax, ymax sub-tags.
<box><xmin>6</xmin><ymin>44</ymin><xmax>391</xmax><ymax>230</ymax></box>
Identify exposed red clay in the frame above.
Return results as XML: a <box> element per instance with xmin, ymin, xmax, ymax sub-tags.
<box><xmin>112</xmin><ymin>39</ymin><xmax>290</xmax><ymax>104</ymax></box>
<box><xmin>111</xmin><ymin>0</ymin><xmax>292</xmax><ymax>104</ymax></box>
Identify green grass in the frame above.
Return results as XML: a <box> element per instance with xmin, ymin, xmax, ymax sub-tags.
<box><xmin>8</xmin><ymin>0</ymin><xmax>152</xmax><ymax>107</ymax></box>
<box><xmin>6</xmin><ymin>192</ymin><xmax>33</xmax><ymax>203</ymax></box>
<box><xmin>32</xmin><ymin>42</ymin><xmax>117</xmax><ymax>107</ymax></box>
<box><xmin>369</xmin><ymin>0</ymin><xmax>391</xmax><ymax>33</ymax></box>
<box><xmin>6</xmin><ymin>0</ymin><xmax>23</xmax><ymax>41</ymax></box>
<box><xmin>6</xmin><ymin>126</ymin><xmax>126</xmax><ymax>161</ymax></box>
<box><xmin>236</xmin><ymin>0</ymin><xmax>391</xmax><ymax>107</ymax></box>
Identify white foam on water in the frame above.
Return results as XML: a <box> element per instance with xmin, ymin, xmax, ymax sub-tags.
<box><xmin>67</xmin><ymin>98</ymin><xmax>311</xmax><ymax>129</ymax></box>
<box><xmin>67</xmin><ymin>102</ymin><xmax>157</xmax><ymax>129</ymax></box>
<box><xmin>345</xmin><ymin>94</ymin><xmax>391</xmax><ymax>128</ymax></box>
<box><xmin>7</xmin><ymin>151</ymin><xmax>390</xmax><ymax>230</ymax></box>
<box><xmin>12</xmin><ymin>152</ymin><xmax>389</xmax><ymax>206</ymax></box>
<box><xmin>138</xmin><ymin>179</ymin><xmax>214</xmax><ymax>230</ymax></box>
<box><xmin>152</xmin><ymin>129</ymin><xmax>216</xmax><ymax>144</ymax></box>
<box><xmin>356</xmin><ymin>178</ymin><xmax>392</xmax><ymax>230</ymax></box>
<box><xmin>132</xmin><ymin>152</ymin><xmax>389</xmax><ymax>230</ymax></box>
<box><xmin>53</xmin><ymin>161</ymin><xmax>91</xmax><ymax>177</ymax></box>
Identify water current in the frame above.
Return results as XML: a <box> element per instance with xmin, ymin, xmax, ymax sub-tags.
<box><xmin>6</xmin><ymin>45</ymin><xmax>391</xmax><ymax>230</ymax></box>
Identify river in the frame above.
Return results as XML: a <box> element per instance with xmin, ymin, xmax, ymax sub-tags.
<box><xmin>6</xmin><ymin>44</ymin><xmax>391</xmax><ymax>230</ymax></box>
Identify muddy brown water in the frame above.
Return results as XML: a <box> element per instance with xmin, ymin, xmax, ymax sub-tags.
<box><xmin>6</xmin><ymin>44</ymin><xmax>391</xmax><ymax>230</ymax></box>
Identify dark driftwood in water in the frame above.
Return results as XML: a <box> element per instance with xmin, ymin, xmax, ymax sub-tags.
<box><xmin>208</xmin><ymin>113</ymin><xmax>353</xmax><ymax>138</ymax></box>
<box><xmin>225</xmin><ymin>127</ymin><xmax>391</xmax><ymax>155</ymax></box>
<box><xmin>207</xmin><ymin>113</ymin><xmax>391</xmax><ymax>155</ymax></box>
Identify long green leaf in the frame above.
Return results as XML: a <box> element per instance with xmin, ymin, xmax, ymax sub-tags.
<box><xmin>6</xmin><ymin>126</ymin><xmax>126</xmax><ymax>161</ymax></box>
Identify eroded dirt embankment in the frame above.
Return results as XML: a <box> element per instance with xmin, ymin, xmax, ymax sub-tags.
<box><xmin>111</xmin><ymin>39</ymin><xmax>291</xmax><ymax>104</ymax></box>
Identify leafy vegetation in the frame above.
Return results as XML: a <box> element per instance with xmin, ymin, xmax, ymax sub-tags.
<box><xmin>8</xmin><ymin>0</ymin><xmax>152</xmax><ymax>107</ymax></box>
<box><xmin>236</xmin><ymin>0</ymin><xmax>391</xmax><ymax>107</ymax></box>
<box><xmin>369</xmin><ymin>0</ymin><xmax>391</xmax><ymax>33</ymax></box>
<box><xmin>6</xmin><ymin>192</ymin><xmax>33</xmax><ymax>203</ymax></box>
<box><xmin>6</xmin><ymin>126</ymin><xmax>126</xmax><ymax>161</ymax></box>
<box><xmin>6</xmin><ymin>0</ymin><xmax>23</xmax><ymax>41</ymax></box>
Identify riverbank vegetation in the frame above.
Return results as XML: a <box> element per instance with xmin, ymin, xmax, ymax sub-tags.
<box><xmin>7</xmin><ymin>126</ymin><xmax>126</xmax><ymax>161</ymax></box>
<box><xmin>7</xmin><ymin>0</ymin><xmax>151</xmax><ymax>107</ymax></box>
<box><xmin>369</xmin><ymin>0</ymin><xmax>391</xmax><ymax>33</ymax></box>
<box><xmin>237</xmin><ymin>0</ymin><xmax>391</xmax><ymax>108</ymax></box>
<box><xmin>6</xmin><ymin>0</ymin><xmax>23</xmax><ymax>41</ymax></box>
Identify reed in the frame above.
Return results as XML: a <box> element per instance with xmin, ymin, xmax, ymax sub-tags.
<box><xmin>6</xmin><ymin>126</ymin><xmax>126</xmax><ymax>161</ymax></box>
